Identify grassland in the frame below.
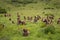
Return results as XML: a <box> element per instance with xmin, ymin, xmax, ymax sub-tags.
<box><xmin>0</xmin><ymin>0</ymin><xmax>60</xmax><ymax>40</ymax></box>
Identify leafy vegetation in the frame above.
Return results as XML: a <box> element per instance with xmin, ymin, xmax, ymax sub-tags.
<box><xmin>43</xmin><ymin>25</ymin><xmax>55</xmax><ymax>34</ymax></box>
<box><xmin>0</xmin><ymin>7</ymin><xmax>7</xmax><ymax>14</ymax></box>
<box><xmin>0</xmin><ymin>0</ymin><xmax>60</xmax><ymax>40</ymax></box>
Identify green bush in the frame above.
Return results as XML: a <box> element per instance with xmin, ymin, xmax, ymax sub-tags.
<box><xmin>43</xmin><ymin>25</ymin><xmax>55</xmax><ymax>34</ymax></box>
<box><xmin>0</xmin><ymin>8</ymin><xmax>7</xmax><ymax>14</ymax></box>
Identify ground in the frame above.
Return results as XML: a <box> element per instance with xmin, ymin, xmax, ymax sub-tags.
<box><xmin>0</xmin><ymin>0</ymin><xmax>60</xmax><ymax>40</ymax></box>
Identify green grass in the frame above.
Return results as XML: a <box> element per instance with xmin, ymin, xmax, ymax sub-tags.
<box><xmin>0</xmin><ymin>0</ymin><xmax>60</xmax><ymax>40</ymax></box>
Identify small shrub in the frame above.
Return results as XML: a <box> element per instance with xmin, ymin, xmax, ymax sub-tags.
<box><xmin>43</xmin><ymin>25</ymin><xmax>55</xmax><ymax>34</ymax></box>
<box><xmin>0</xmin><ymin>7</ymin><xmax>7</xmax><ymax>14</ymax></box>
